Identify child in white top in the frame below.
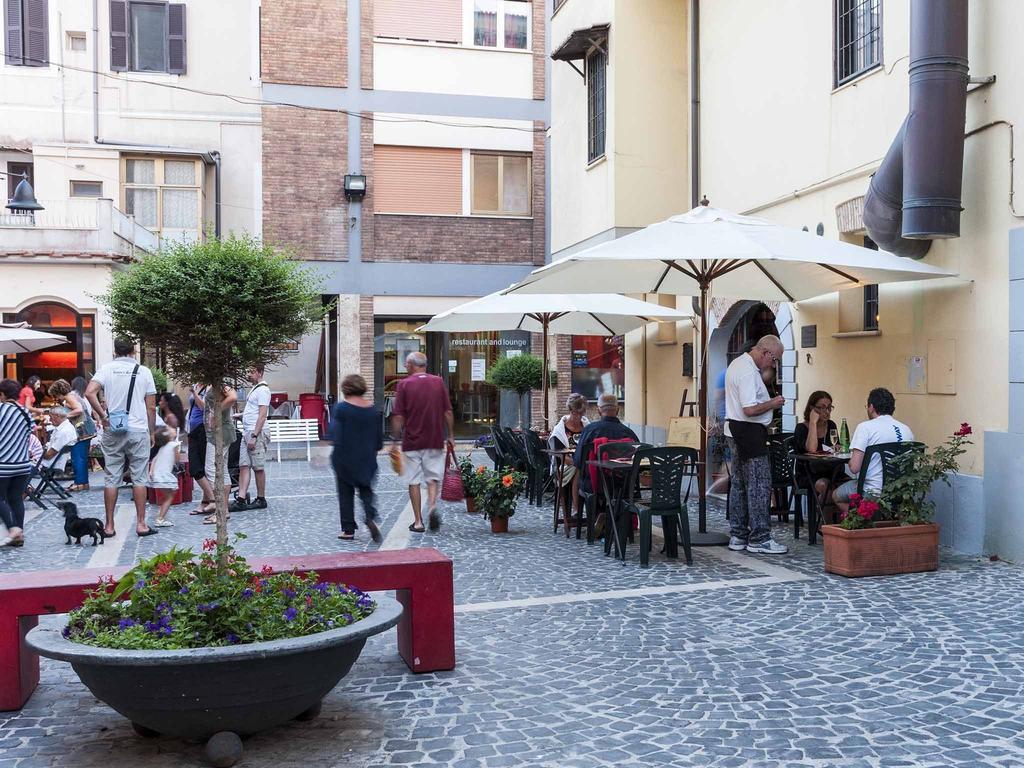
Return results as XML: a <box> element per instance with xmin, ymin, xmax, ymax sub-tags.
<box><xmin>149</xmin><ymin>427</ymin><xmax>180</xmax><ymax>527</ymax></box>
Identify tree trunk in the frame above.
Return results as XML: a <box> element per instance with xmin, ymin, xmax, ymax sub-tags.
<box><xmin>517</xmin><ymin>391</ymin><xmax>525</xmax><ymax>430</ymax></box>
<box><xmin>210</xmin><ymin>382</ymin><xmax>229</xmax><ymax>568</ymax></box>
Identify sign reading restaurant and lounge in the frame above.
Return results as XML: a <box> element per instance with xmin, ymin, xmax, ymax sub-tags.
<box><xmin>449</xmin><ymin>337</ymin><xmax>528</xmax><ymax>349</ymax></box>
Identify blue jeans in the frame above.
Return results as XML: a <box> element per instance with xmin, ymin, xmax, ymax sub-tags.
<box><xmin>71</xmin><ymin>438</ymin><xmax>92</xmax><ymax>486</ymax></box>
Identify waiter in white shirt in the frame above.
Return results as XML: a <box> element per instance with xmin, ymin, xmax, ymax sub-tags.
<box><xmin>724</xmin><ymin>335</ymin><xmax>788</xmax><ymax>555</ymax></box>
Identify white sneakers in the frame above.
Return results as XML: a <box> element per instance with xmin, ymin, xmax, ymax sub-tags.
<box><xmin>728</xmin><ymin>536</ymin><xmax>789</xmax><ymax>555</ymax></box>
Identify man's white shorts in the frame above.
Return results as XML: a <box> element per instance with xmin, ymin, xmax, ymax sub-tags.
<box><xmin>401</xmin><ymin>449</ymin><xmax>445</xmax><ymax>486</ymax></box>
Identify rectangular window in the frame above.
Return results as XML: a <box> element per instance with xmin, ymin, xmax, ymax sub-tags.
<box><xmin>571</xmin><ymin>335</ymin><xmax>625</xmax><ymax>403</ymax></box>
<box><xmin>471</xmin><ymin>153</ymin><xmax>531</xmax><ymax>216</ymax></box>
<box><xmin>70</xmin><ymin>180</ymin><xmax>103</xmax><ymax>197</ymax></box>
<box><xmin>835</xmin><ymin>0</ymin><xmax>881</xmax><ymax>87</ymax></box>
<box><xmin>6</xmin><ymin>161</ymin><xmax>33</xmax><ymax>201</ymax></box>
<box><xmin>374</xmin><ymin>0</ymin><xmax>461</xmax><ymax>44</ymax></box>
<box><xmin>4</xmin><ymin>0</ymin><xmax>49</xmax><ymax>67</ymax></box>
<box><xmin>122</xmin><ymin>155</ymin><xmax>201</xmax><ymax>234</ymax></box>
<box><xmin>474</xmin><ymin>0</ymin><xmax>529</xmax><ymax>50</ymax></box>
<box><xmin>373</xmin><ymin>145</ymin><xmax>462</xmax><ymax>216</ymax></box>
<box><xmin>66</xmin><ymin>30</ymin><xmax>85</xmax><ymax>50</ymax></box>
<box><xmin>587</xmin><ymin>48</ymin><xmax>607</xmax><ymax>163</ymax></box>
<box><xmin>863</xmin><ymin>284</ymin><xmax>879</xmax><ymax>331</ymax></box>
<box><xmin>109</xmin><ymin>1</ymin><xmax>186</xmax><ymax>74</ymax></box>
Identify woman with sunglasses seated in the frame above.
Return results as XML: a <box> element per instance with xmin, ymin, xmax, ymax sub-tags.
<box><xmin>792</xmin><ymin>391</ymin><xmax>839</xmax><ymax>508</ymax></box>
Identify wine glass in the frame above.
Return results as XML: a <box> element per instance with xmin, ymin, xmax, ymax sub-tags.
<box><xmin>827</xmin><ymin>426</ymin><xmax>839</xmax><ymax>451</ymax></box>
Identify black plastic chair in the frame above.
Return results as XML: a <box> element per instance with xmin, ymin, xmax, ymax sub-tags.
<box><xmin>523</xmin><ymin>430</ymin><xmax>554</xmax><ymax>506</ymax></box>
<box><xmin>767</xmin><ymin>433</ymin><xmax>796</xmax><ymax>523</ymax></box>
<box><xmin>856</xmin><ymin>441</ymin><xmax>926</xmax><ymax>497</ymax></box>
<box><xmin>619</xmin><ymin>446</ymin><xmax>696</xmax><ymax>567</ymax></box>
<box><xmin>501</xmin><ymin>427</ymin><xmax>530</xmax><ymax>472</ymax></box>
<box><xmin>489</xmin><ymin>426</ymin><xmax>512</xmax><ymax>471</ymax></box>
<box><xmin>591</xmin><ymin>440</ymin><xmax>645</xmax><ymax>554</ymax></box>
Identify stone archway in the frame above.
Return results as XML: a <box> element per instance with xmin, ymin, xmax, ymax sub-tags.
<box><xmin>705</xmin><ymin>300</ymin><xmax>796</xmax><ymax>432</ymax></box>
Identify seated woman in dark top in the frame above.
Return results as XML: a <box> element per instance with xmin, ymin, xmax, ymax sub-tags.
<box><xmin>792</xmin><ymin>390</ymin><xmax>838</xmax><ymax>504</ymax></box>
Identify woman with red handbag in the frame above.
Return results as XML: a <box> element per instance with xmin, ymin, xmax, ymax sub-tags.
<box><xmin>329</xmin><ymin>375</ymin><xmax>383</xmax><ymax>543</ymax></box>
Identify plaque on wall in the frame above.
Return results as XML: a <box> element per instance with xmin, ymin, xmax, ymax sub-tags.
<box><xmin>801</xmin><ymin>325</ymin><xmax>817</xmax><ymax>349</ymax></box>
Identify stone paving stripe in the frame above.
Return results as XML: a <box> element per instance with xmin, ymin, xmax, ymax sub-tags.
<box><xmin>650</xmin><ymin>525</ymin><xmax>809</xmax><ymax>581</ymax></box>
<box><xmin>87</xmin><ymin>503</ymin><xmax>134</xmax><ymax>569</ymax></box>
<box><xmin>380</xmin><ymin>500</ymin><xmax>414</xmax><ymax>551</ymax></box>
<box><xmin>454</xmin><ymin>571</ymin><xmax>812</xmax><ymax>613</ymax></box>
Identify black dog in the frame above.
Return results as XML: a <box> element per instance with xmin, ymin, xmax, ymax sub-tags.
<box><xmin>57</xmin><ymin>501</ymin><xmax>106</xmax><ymax>546</ymax></box>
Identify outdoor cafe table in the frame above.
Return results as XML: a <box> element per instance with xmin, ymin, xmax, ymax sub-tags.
<box><xmin>542</xmin><ymin>446</ymin><xmax>575</xmax><ymax>536</ymax></box>
<box><xmin>791</xmin><ymin>452</ymin><xmax>851</xmax><ymax>545</ymax></box>
<box><xmin>588</xmin><ymin>457</ymin><xmax>684</xmax><ymax>562</ymax></box>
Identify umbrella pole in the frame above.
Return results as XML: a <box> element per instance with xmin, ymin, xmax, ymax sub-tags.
<box><xmin>542</xmin><ymin>318</ymin><xmax>550</xmax><ymax>430</ymax></box>
<box><xmin>691</xmin><ymin>281</ymin><xmax>729</xmax><ymax>547</ymax></box>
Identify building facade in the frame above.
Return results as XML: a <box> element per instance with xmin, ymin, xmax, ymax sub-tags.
<box><xmin>1</xmin><ymin>0</ymin><xmax>261</xmax><ymax>381</ymax></box>
<box><xmin>549</xmin><ymin>0</ymin><xmax>695</xmax><ymax>439</ymax></box>
<box><xmin>260</xmin><ymin>0</ymin><xmax>550</xmax><ymax>437</ymax></box>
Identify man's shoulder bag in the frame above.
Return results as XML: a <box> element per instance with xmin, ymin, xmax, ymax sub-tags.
<box><xmin>107</xmin><ymin>365</ymin><xmax>140</xmax><ymax>434</ymax></box>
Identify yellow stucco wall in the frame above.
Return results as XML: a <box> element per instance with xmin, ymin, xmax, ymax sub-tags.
<box><xmin>697</xmin><ymin>0</ymin><xmax>1020</xmax><ymax>474</ymax></box>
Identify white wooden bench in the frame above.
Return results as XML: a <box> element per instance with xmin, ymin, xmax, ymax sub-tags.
<box><xmin>265</xmin><ymin>418</ymin><xmax>321</xmax><ymax>462</ymax></box>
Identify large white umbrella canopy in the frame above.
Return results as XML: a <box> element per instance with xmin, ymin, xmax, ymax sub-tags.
<box><xmin>508</xmin><ymin>204</ymin><xmax>958</xmax><ymax>543</ymax></box>
<box><xmin>510</xmin><ymin>205</ymin><xmax>957</xmax><ymax>299</ymax></box>
<box><xmin>0</xmin><ymin>323</ymin><xmax>70</xmax><ymax>355</ymax></box>
<box><xmin>420</xmin><ymin>291</ymin><xmax>693</xmax><ymax>427</ymax></box>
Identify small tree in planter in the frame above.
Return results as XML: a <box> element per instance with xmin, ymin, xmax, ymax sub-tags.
<box><xmin>487</xmin><ymin>353</ymin><xmax>542</xmax><ymax>429</ymax></box>
<box><xmin>477</xmin><ymin>469</ymin><xmax>526</xmax><ymax>533</ymax></box>
<box><xmin>100</xmin><ymin>236</ymin><xmax>325</xmax><ymax>562</ymax></box>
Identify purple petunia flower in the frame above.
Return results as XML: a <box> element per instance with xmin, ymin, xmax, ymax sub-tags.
<box><xmin>134</xmin><ymin>580</ymin><xmax>145</xmax><ymax>590</ymax></box>
<box><xmin>178</xmin><ymin>586</ymin><xmax>189</xmax><ymax>595</ymax></box>
<box><xmin>241</xmin><ymin>588</ymin><xmax>254</xmax><ymax>599</ymax></box>
<box><xmin>313</xmin><ymin>582</ymin><xmax>330</xmax><ymax>594</ymax></box>
<box><xmin>283</xmin><ymin>606</ymin><xmax>298</xmax><ymax>622</ymax></box>
<box><xmin>282</xmin><ymin>587</ymin><xmax>297</xmax><ymax>599</ymax></box>
<box><xmin>118</xmin><ymin>618</ymin><xmax>137</xmax><ymax>630</ymax></box>
<box><xmin>226</xmin><ymin>633</ymin><xmax>239</xmax><ymax>644</ymax></box>
<box><xmin>197</xmin><ymin>602</ymin><xmax>219</xmax><ymax>613</ymax></box>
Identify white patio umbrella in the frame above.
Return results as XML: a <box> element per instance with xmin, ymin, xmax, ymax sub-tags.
<box><xmin>419</xmin><ymin>291</ymin><xmax>693</xmax><ymax>428</ymax></box>
<box><xmin>0</xmin><ymin>323</ymin><xmax>69</xmax><ymax>355</ymax></box>
<box><xmin>509</xmin><ymin>205</ymin><xmax>957</xmax><ymax>543</ymax></box>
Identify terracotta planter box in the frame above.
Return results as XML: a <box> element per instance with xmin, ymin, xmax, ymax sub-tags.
<box><xmin>465</xmin><ymin>496</ymin><xmax>477</xmax><ymax>514</ymax></box>
<box><xmin>822</xmin><ymin>522</ymin><xmax>939</xmax><ymax>577</ymax></box>
<box><xmin>489</xmin><ymin>516</ymin><xmax>509</xmax><ymax>534</ymax></box>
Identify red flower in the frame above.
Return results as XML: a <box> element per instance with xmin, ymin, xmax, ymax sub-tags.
<box><xmin>154</xmin><ymin>561</ymin><xmax>174</xmax><ymax>577</ymax></box>
<box><xmin>848</xmin><ymin>493</ymin><xmax>862</xmax><ymax>504</ymax></box>
<box><xmin>202</xmin><ymin>539</ymin><xmax>217</xmax><ymax>552</ymax></box>
<box><xmin>857</xmin><ymin>500</ymin><xmax>880</xmax><ymax>519</ymax></box>
<box><xmin>261</xmin><ymin>564</ymin><xmax>274</xmax><ymax>576</ymax></box>
<box><xmin>955</xmin><ymin>423</ymin><xmax>972</xmax><ymax>437</ymax></box>
<box><xmin>305</xmin><ymin>595</ymin><xmax>313</xmax><ymax>607</ymax></box>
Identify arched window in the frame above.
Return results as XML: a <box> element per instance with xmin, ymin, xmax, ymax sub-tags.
<box><xmin>2</xmin><ymin>302</ymin><xmax>96</xmax><ymax>385</ymax></box>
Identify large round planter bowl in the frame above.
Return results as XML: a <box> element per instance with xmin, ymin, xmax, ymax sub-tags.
<box><xmin>26</xmin><ymin>596</ymin><xmax>402</xmax><ymax>741</ymax></box>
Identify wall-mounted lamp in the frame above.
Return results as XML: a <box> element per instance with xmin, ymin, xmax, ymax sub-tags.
<box><xmin>5</xmin><ymin>176</ymin><xmax>43</xmax><ymax>224</ymax></box>
<box><xmin>815</xmin><ymin>223</ymin><xmax>825</xmax><ymax>236</ymax></box>
<box><xmin>343</xmin><ymin>173</ymin><xmax>367</xmax><ymax>201</ymax></box>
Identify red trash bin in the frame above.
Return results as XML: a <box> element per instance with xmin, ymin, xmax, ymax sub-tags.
<box><xmin>299</xmin><ymin>393</ymin><xmax>328</xmax><ymax>438</ymax></box>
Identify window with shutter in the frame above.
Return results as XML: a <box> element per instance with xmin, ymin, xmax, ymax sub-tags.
<box><xmin>4</xmin><ymin>0</ymin><xmax>48</xmax><ymax>67</ymax></box>
<box><xmin>4</xmin><ymin>0</ymin><xmax>24</xmax><ymax>65</ymax></box>
<box><xmin>109</xmin><ymin>0</ymin><xmax>128</xmax><ymax>71</ymax></box>
<box><xmin>166</xmin><ymin>3</ymin><xmax>185</xmax><ymax>74</ymax></box>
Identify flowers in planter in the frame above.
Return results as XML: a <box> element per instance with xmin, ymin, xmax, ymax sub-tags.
<box><xmin>879</xmin><ymin>424</ymin><xmax>972</xmax><ymax>525</ymax></box>
<box><xmin>457</xmin><ymin>454</ymin><xmax>487</xmax><ymax>499</ymax></box>
<box><xmin>477</xmin><ymin>469</ymin><xmax>526</xmax><ymax>520</ymax></box>
<box><xmin>62</xmin><ymin>537</ymin><xmax>375</xmax><ymax>650</ymax></box>
<box><xmin>838</xmin><ymin>494</ymin><xmax>880</xmax><ymax>530</ymax></box>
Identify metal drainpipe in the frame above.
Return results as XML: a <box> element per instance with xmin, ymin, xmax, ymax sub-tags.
<box><xmin>211</xmin><ymin>151</ymin><xmax>222</xmax><ymax>237</ymax></box>
<box><xmin>690</xmin><ymin>0</ymin><xmax>700</xmax><ymax>208</ymax></box>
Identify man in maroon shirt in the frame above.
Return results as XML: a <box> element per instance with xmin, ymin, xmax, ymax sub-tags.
<box><xmin>391</xmin><ymin>352</ymin><xmax>454</xmax><ymax>533</ymax></box>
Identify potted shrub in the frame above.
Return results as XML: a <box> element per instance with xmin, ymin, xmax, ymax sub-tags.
<box><xmin>478</xmin><ymin>469</ymin><xmax>526</xmax><ymax>533</ymax></box>
<box><xmin>27</xmin><ymin>237</ymin><xmax>400</xmax><ymax>765</ymax></box>
<box><xmin>458</xmin><ymin>456</ymin><xmax>487</xmax><ymax>513</ymax></box>
<box><xmin>487</xmin><ymin>353</ymin><xmax>543</xmax><ymax>429</ymax></box>
<box><xmin>27</xmin><ymin>539</ymin><xmax>401</xmax><ymax>766</ymax></box>
<box><xmin>822</xmin><ymin>424</ymin><xmax>972</xmax><ymax>578</ymax></box>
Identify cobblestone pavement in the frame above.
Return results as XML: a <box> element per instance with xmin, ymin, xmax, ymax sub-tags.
<box><xmin>1</xmin><ymin>453</ymin><xmax>1021</xmax><ymax>767</ymax></box>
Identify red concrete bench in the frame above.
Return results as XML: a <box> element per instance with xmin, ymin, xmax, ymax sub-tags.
<box><xmin>0</xmin><ymin>548</ymin><xmax>455</xmax><ymax>712</ymax></box>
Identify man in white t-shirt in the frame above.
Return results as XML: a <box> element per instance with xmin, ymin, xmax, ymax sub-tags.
<box><xmin>86</xmin><ymin>338</ymin><xmax>158</xmax><ymax>538</ymax></box>
<box><xmin>832</xmin><ymin>387</ymin><xmax>915</xmax><ymax>515</ymax></box>
<box><xmin>724</xmin><ymin>335</ymin><xmax>788</xmax><ymax>555</ymax></box>
<box><xmin>230</xmin><ymin>366</ymin><xmax>271</xmax><ymax>512</ymax></box>
<box><xmin>42</xmin><ymin>408</ymin><xmax>77</xmax><ymax>472</ymax></box>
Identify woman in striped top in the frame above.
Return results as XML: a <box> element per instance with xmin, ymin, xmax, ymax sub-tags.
<box><xmin>0</xmin><ymin>378</ymin><xmax>34</xmax><ymax>547</ymax></box>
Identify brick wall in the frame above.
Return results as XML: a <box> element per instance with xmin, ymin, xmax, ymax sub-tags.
<box><xmin>260</xmin><ymin>0</ymin><xmax>347</xmax><ymax>87</ymax></box>
<box><xmin>360</xmin><ymin>114</ymin><xmax>375</xmax><ymax>261</ymax></box>
<box><xmin>359</xmin><ymin>296</ymin><xmax>375</xmax><ymax>401</ymax></box>
<box><xmin>532</xmin><ymin>120</ymin><xmax>547</xmax><ymax>266</ymax></box>
<box><xmin>262</xmin><ymin>106</ymin><xmax>348</xmax><ymax>261</ymax></box>
<box><xmin>532</xmin><ymin>0</ymin><xmax>545</xmax><ymax>100</ymax></box>
<box><xmin>361</xmin><ymin>0</ymin><xmax>374</xmax><ymax>88</ymax></box>
<box><xmin>371</xmin><ymin>215</ymin><xmax>536</xmax><ymax>264</ymax></box>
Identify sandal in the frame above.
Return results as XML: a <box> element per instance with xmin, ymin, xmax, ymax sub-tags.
<box><xmin>408</xmin><ymin>523</ymin><xmax>426</xmax><ymax>533</ymax></box>
<box><xmin>203</xmin><ymin>514</ymin><xmax>229</xmax><ymax>525</ymax></box>
<box><xmin>338</xmin><ymin>533</ymin><xmax>355</xmax><ymax>540</ymax></box>
<box><xmin>190</xmin><ymin>503</ymin><xmax>216</xmax><ymax>516</ymax></box>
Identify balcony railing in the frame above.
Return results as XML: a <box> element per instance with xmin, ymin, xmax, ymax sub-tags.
<box><xmin>0</xmin><ymin>198</ymin><xmax>160</xmax><ymax>256</ymax></box>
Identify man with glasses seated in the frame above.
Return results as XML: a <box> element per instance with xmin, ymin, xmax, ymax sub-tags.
<box><xmin>725</xmin><ymin>335</ymin><xmax>788</xmax><ymax>555</ymax></box>
<box><xmin>831</xmin><ymin>387</ymin><xmax>914</xmax><ymax>516</ymax></box>
<box><xmin>41</xmin><ymin>407</ymin><xmax>77</xmax><ymax>473</ymax></box>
